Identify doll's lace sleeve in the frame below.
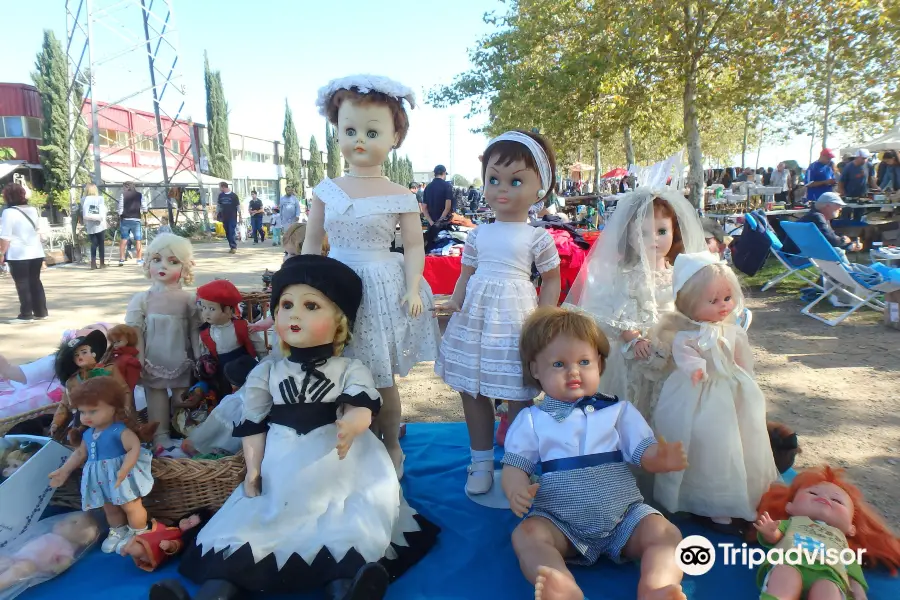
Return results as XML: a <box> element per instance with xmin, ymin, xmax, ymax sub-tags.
<box><xmin>234</xmin><ymin>361</ymin><xmax>273</xmax><ymax>437</ymax></box>
<box><xmin>532</xmin><ymin>228</ymin><xmax>561</xmax><ymax>273</ymax></box>
<box><xmin>461</xmin><ymin>227</ymin><xmax>479</xmax><ymax>268</ymax></box>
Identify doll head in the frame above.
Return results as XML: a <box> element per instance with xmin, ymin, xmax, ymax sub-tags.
<box><xmin>319</xmin><ymin>75</ymin><xmax>416</xmax><ymax>167</ymax></box>
<box><xmin>282</xmin><ymin>223</ymin><xmax>307</xmax><ymax>259</ymax></box>
<box><xmin>271</xmin><ymin>255</ymin><xmax>363</xmax><ymax>356</ymax></box>
<box><xmin>757</xmin><ymin>465</ymin><xmax>900</xmax><ymax>573</ymax></box>
<box><xmin>107</xmin><ymin>324</ymin><xmax>138</xmax><ymax>351</ymax></box>
<box><xmin>69</xmin><ymin>376</ymin><xmax>130</xmax><ymax>431</ymax></box>
<box><xmin>2</xmin><ymin>448</ymin><xmax>35</xmax><ymax>477</ymax></box>
<box><xmin>53</xmin><ymin>512</ymin><xmax>100</xmax><ymax>547</ymax></box>
<box><xmin>197</xmin><ymin>279</ymin><xmax>243</xmax><ymax>324</ymax></box>
<box><xmin>481</xmin><ymin>130</ymin><xmax>556</xmax><ymax>222</ymax></box>
<box><xmin>624</xmin><ymin>196</ymin><xmax>685</xmax><ymax>268</ymax></box>
<box><xmin>520</xmin><ymin>307</ymin><xmax>610</xmax><ymax>402</ymax></box>
<box><xmin>142</xmin><ymin>233</ymin><xmax>195</xmax><ymax>286</ymax></box>
<box><xmin>54</xmin><ymin>330</ymin><xmax>108</xmax><ymax>384</ymax></box>
<box><xmin>673</xmin><ymin>253</ymin><xmax>744</xmax><ymax>323</ymax></box>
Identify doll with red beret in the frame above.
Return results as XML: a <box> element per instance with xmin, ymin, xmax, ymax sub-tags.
<box><xmin>196</xmin><ymin>280</ymin><xmax>262</xmax><ymax>398</ymax></box>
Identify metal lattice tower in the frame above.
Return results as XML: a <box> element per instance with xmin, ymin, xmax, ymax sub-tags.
<box><xmin>65</xmin><ymin>0</ymin><xmax>201</xmax><ymax>224</ymax></box>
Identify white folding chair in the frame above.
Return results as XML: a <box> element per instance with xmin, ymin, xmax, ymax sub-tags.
<box><xmin>781</xmin><ymin>222</ymin><xmax>900</xmax><ymax>326</ymax></box>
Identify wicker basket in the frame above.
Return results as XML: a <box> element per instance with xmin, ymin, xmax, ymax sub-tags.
<box><xmin>241</xmin><ymin>290</ymin><xmax>271</xmax><ymax>351</ymax></box>
<box><xmin>0</xmin><ymin>404</ymin><xmax>58</xmax><ymax>436</ymax></box>
<box><xmin>52</xmin><ymin>453</ymin><xmax>245</xmax><ymax>521</ymax></box>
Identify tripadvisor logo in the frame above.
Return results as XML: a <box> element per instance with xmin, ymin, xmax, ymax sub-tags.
<box><xmin>675</xmin><ymin>535</ymin><xmax>865</xmax><ymax>576</ymax></box>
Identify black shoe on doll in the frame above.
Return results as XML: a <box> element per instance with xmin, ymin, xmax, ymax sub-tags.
<box><xmin>324</xmin><ymin>563</ymin><xmax>390</xmax><ymax>600</ymax></box>
<box><xmin>149</xmin><ymin>578</ymin><xmax>244</xmax><ymax>600</ymax></box>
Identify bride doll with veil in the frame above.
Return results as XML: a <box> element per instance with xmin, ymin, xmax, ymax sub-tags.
<box><xmin>563</xmin><ymin>188</ymin><xmax>707</xmax><ymax>421</ymax></box>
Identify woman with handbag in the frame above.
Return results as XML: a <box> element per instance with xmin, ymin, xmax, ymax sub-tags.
<box><xmin>0</xmin><ymin>183</ymin><xmax>48</xmax><ymax>324</ymax></box>
<box><xmin>81</xmin><ymin>183</ymin><xmax>108</xmax><ymax>269</ymax></box>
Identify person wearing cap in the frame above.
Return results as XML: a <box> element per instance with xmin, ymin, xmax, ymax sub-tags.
<box><xmin>781</xmin><ymin>192</ymin><xmax>863</xmax><ymax>255</ymax></box>
<box><xmin>701</xmin><ymin>217</ymin><xmax>729</xmax><ymax>258</ymax></box>
<box><xmin>804</xmin><ymin>148</ymin><xmax>837</xmax><ymax>202</ymax></box>
<box><xmin>838</xmin><ymin>149</ymin><xmax>878</xmax><ymax>220</ymax></box>
<box><xmin>421</xmin><ymin>164</ymin><xmax>454</xmax><ymax>226</ymax></box>
<box><xmin>196</xmin><ymin>279</ymin><xmax>261</xmax><ymax>398</ymax></box>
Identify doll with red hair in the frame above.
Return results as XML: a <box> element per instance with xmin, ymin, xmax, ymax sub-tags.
<box><xmin>754</xmin><ymin>465</ymin><xmax>900</xmax><ymax>600</ymax></box>
<box><xmin>102</xmin><ymin>324</ymin><xmax>142</xmax><ymax>412</ymax></box>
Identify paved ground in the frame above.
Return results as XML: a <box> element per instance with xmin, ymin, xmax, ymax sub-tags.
<box><xmin>1</xmin><ymin>240</ymin><xmax>898</xmax><ymax>529</ymax></box>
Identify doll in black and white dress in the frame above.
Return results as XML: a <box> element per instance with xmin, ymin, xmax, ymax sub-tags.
<box><xmin>152</xmin><ymin>254</ymin><xmax>438</xmax><ymax>600</ymax></box>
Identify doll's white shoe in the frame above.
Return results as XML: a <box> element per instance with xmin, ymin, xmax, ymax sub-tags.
<box><xmin>465</xmin><ymin>460</ymin><xmax>494</xmax><ymax>495</ymax></box>
<box><xmin>101</xmin><ymin>526</ymin><xmax>129</xmax><ymax>553</ymax></box>
<box><xmin>114</xmin><ymin>525</ymin><xmax>148</xmax><ymax>554</ymax></box>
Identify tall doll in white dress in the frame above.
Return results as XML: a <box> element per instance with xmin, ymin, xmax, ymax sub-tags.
<box><xmin>125</xmin><ymin>233</ymin><xmax>200</xmax><ymax>448</ymax></box>
<box><xmin>153</xmin><ymin>255</ymin><xmax>438</xmax><ymax>600</ymax></box>
<box><xmin>652</xmin><ymin>252</ymin><xmax>778</xmax><ymax>525</ymax></box>
<box><xmin>563</xmin><ymin>189</ymin><xmax>707</xmax><ymax>421</ymax></box>
<box><xmin>303</xmin><ymin>75</ymin><xmax>440</xmax><ymax>476</ymax></box>
<box><xmin>436</xmin><ymin>130</ymin><xmax>562</xmax><ymax>496</ymax></box>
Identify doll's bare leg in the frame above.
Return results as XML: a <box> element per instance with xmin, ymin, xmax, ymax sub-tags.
<box><xmin>102</xmin><ymin>502</ymin><xmax>128</xmax><ymax>528</ymax></box>
<box><xmin>806</xmin><ymin>577</ymin><xmax>844</xmax><ymax>600</ymax></box>
<box><xmin>0</xmin><ymin>559</ymin><xmax>38</xmax><ymax>591</ymax></box>
<box><xmin>462</xmin><ymin>392</ymin><xmax>496</xmax><ymax>494</ymax></box>
<box><xmin>121</xmin><ymin>498</ymin><xmax>149</xmax><ymax>530</ymax></box>
<box><xmin>375</xmin><ymin>380</ymin><xmax>403</xmax><ymax>474</ymax></box>
<box><xmin>145</xmin><ymin>387</ymin><xmax>173</xmax><ymax>442</ymax></box>
<box><xmin>759</xmin><ymin>565</ymin><xmax>803</xmax><ymax>600</ymax></box>
<box><xmin>621</xmin><ymin>514</ymin><xmax>686</xmax><ymax>600</ymax></box>
<box><xmin>511</xmin><ymin>517</ymin><xmax>582</xmax><ymax>600</ymax></box>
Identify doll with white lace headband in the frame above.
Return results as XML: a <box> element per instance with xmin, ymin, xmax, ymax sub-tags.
<box><xmin>435</xmin><ymin>129</ymin><xmax>562</xmax><ymax>498</ymax></box>
<box><xmin>651</xmin><ymin>252</ymin><xmax>778</xmax><ymax>526</ymax></box>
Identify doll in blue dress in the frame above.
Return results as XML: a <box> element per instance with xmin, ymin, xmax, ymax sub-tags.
<box><xmin>49</xmin><ymin>376</ymin><xmax>154</xmax><ymax>555</ymax></box>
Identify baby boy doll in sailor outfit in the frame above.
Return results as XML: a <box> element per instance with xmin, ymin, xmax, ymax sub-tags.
<box><xmin>501</xmin><ymin>306</ymin><xmax>691</xmax><ymax>600</ymax></box>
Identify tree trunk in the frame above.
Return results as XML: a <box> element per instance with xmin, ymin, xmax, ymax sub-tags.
<box><xmin>741</xmin><ymin>108</ymin><xmax>750</xmax><ymax>169</ymax></box>
<box><xmin>684</xmin><ymin>60</ymin><xmax>704</xmax><ymax>207</ymax></box>
<box><xmin>809</xmin><ymin>119</ymin><xmax>817</xmax><ymax>165</ymax></box>
<box><xmin>755</xmin><ymin>128</ymin><xmax>763</xmax><ymax>170</ymax></box>
<box><xmin>623</xmin><ymin>123</ymin><xmax>635</xmax><ymax>167</ymax></box>
<box><xmin>822</xmin><ymin>41</ymin><xmax>833</xmax><ymax>149</ymax></box>
<box><xmin>592</xmin><ymin>137</ymin><xmax>601</xmax><ymax>194</ymax></box>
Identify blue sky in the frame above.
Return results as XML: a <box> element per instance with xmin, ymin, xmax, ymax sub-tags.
<box><xmin>0</xmin><ymin>0</ymin><xmax>499</xmax><ymax>181</ymax></box>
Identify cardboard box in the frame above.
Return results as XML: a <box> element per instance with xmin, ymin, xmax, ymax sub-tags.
<box><xmin>0</xmin><ymin>435</ymin><xmax>72</xmax><ymax>549</ymax></box>
<box><xmin>43</xmin><ymin>250</ymin><xmax>67</xmax><ymax>266</ymax></box>
<box><xmin>886</xmin><ymin>290</ymin><xmax>900</xmax><ymax>330</ymax></box>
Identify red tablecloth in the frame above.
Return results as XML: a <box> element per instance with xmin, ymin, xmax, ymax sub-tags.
<box><xmin>423</xmin><ymin>255</ymin><xmax>463</xmax><ymax>295</ymax></box>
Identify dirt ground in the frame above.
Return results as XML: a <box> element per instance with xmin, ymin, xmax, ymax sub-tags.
<box><xmin>1</xmin><ymin>241</ymin><xmax>897</xmax><ymax>529</ymax></box>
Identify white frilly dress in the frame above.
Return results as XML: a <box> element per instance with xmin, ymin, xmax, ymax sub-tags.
<box><xmin>435</xmin><ymin>222</ymin><xmax>560</xmax><ymax>401</ymax></box>
<box><xmin>179</xmin><ymin>346</ymin><xmax>438</xmax><ymax>593</ymax></box>
<box><xmin>652</xmin><ymin>320</ymin><xmax>778</xmax><ymax>521</ymax></box>
<box><xmin>315</xmin><ymin>179</ymin><xmax>440</xmax><ymax>388</ymax></box>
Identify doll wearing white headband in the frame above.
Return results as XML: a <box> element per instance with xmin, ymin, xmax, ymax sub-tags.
<box><xmin>436</xmin><ymin>130</ymin><xmax>562</xmax><ymax>497</ymax></box>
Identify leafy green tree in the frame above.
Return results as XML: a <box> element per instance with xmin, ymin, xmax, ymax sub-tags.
<box><xmin>32</xmin><ymin>31</ymin><xmax>69</xmax><ymax>201</ymax></box>
<box><xmin>282</xmin><ymin>100</ymin><xmax>302</xmax><ymax>196</ymax></box>
<box><xmin>452</xmin><ymin>174</ymin><xmax>470</xmax><ymax>187</ymax></box>
<box><xmin>307</xmin><ymin>136</ymin><xmax>325</xmax><ymax>189</ymax></box>
<box><xmin>0</xmin><ymin>147</ymin><xmax>15</xmax><ymax>160</ymax></box>
<box><xmin>204</xmin><ymin>51</ymin><xmax>232</xmax><ymax>179</ymax></box>
<box><xmin>326</xmin><ymin>124</ymin><xmax>341</xmax><ymax>178</ymax></box>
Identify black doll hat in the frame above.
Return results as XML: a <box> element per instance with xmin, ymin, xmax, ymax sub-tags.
<box><xmin>53</xmin><ymin>329</ymin><xmax>108</xmax><ymax>383</ymax></box>
<box><xmin>271</xmin><ymin>255</ymin><xmax>363</xmax><ymax>327</ymax></box>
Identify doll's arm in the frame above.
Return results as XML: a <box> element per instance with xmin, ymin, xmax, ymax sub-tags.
<box><xmin>241</xmin><ymin>433</ymin><xmax>266</xmax><ymax>497</ymax></box>
<box><xmin>234</xmin><ymin>362</ymin><xmax>273</xmax><ymax>496</ymax></box>
<box><xmin>672</xmin><ymin>331</ymin><xmax>707</xmax><ymax>384</ymax></box>
<box><xmin>334</xmin><ymin>359</ymin><xmax>381</xmax><ymax>459</ymax></box>
<box><xmin>448</xmin><ymin>265</ymin><xmax>475</xmax><ymax>312</ymax></box>
<box><xmin>301</xmin><ymin>196</ymin><xmax>326</xmax><ymax>256</ymax></box>
<box><xmin>500</xmin><ymin>409</ymin><xmax>542</xmax><ymax>517</ymax></box>
<box><xmin>847</xmin><ymin>560</ymin><xmax>868</xmax><ymax>600</ymax></box>
<box><xmin>537</xmin><ymin>267</ymin><xmax>561</xmax><ymax>308</ymax></box>
<box><xmin>115</xmin><ymin>428</ymin><xmax>142</xmax><ymax>488</ymax></box>
<box><xmin>399</xmin><ymin>212</ymin><xmax>426</xmax><ymax>317</ymax></box>
<box><xmin>753</xmin><ymin>512</ymin><xmax>785</xmax><ymax>546</ymax></box>
<box><xmin>0</xmin><ymin>353</ymin><xmax>26</xmax><ymax>383</ymax></box>
<box><xmin>49</xmin><ymin>441</ymin><xmax>87</xmax><ymax>487</ymax></box>
<box><xmin>533</xmin><ymin>230</ymin><xmax>561</xmax><ymax>307</ymax></box>
<box><xmin>501</xmin><ymin>465</ymin><xmax>539</xmax><ymax>519</ymax></box>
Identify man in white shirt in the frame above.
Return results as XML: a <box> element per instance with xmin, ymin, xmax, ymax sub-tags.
<box><xmin>770</xmin><ymin>162</ymin><xmax>789</xmax><ymax>205</ymax></box>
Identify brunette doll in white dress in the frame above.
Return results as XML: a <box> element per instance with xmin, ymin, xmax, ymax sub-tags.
<box><xmin>303</xmin><ymin>75</ymin><xmax>440</xmax><ymax>476</ymax></box>
<box><xmin>125</xmin><ymin>234</ymin><xmax>200</xmax><ymax>448</ymax></box>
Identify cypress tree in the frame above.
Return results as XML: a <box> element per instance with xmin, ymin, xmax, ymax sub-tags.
<box><xmin>32</xmin><ymin>30</ymin><xmax>69</xmax><ymax>206</ymax></box>
<box><xmin>390</xmin><ymin>150</ymin><xmax>399</xmax><ymax>184</ymax></box>
<box><xmin>308</xmin><ymin>136</ymin><xmax>325</xmax><ymax>188</ymax></box>
<box><xmin>204</xmin><ymin>52</ymin><xmax>232</xmax><ymax>180</ymax></box>
<box><xmin>326</xmin><ymin>124</ymin><xmax>341</xmax><ymax>178</ymax></box>
<box><xmin>282</xmin><ymin>100</ymin><xmax>302</xmax><ymax>195</ymax></box>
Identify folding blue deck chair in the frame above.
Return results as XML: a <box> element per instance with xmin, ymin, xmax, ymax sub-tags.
<box><xmin>780</xmin><ymin>221</ymin><xmax>900</xmax><ymax>326</ymax></box>
<box><xmin>760</xmin><ymin>227</ymin><xmax>824</xmax><ymax>293</ymax></box>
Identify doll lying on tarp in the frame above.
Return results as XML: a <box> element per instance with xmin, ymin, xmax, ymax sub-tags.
<box><xmin>754</xmin><ymin>465</ymin><xmax>900</xmax><ymax>600</ymax></box>
<box><xmin>120</xmin><ymin>510</ymin><xmax>211</xmax><ymax>572</ymax></box>
<box><xmin>0</xmin><ymin>512</ymin><xmax>100</xmax><ymax>600</ymax></box>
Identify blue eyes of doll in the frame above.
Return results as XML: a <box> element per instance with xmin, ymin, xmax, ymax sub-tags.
<box><xmin>367</xmin><ymin>131</ymin><xmax>378</xmax><ymax>139</ymax></box>
<box><xmin>487</xmin><ymin>177</ymin><xmax>522</xmax><ymax>186</ymax></box>
<box><xmin>345</xmin><ymin>128</ymin><xmax>377</xmax><ymax>139</ymax></box>
<box><xmin>552</xmin><ymin>360</ymin><xmax>590</xmax><ymax>368</ymax></box>
<box><xmin>489</xmin><ymin>177</ymin><xmax>499</xmax><ymax>185</ymax></box>
<box><xmin>345</xmin><ymin>128</ymin><xmax>356</xmax><ymax>136</ymax></box>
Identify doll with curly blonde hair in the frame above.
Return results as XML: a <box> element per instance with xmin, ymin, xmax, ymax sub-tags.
<box><xmin>125</xmin><ymin>233</ymin><xmax>201</xmax><ymax>448</ymax></box>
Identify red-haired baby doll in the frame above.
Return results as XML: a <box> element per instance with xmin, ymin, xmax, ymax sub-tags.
<box><xmin>755</xmin><ymin>465</ymin><xmax>900</xmax><ymax>600</ymax></box>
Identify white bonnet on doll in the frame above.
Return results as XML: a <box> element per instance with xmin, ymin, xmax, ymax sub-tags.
<box><xmin>315</xmin><ymin>74</ymin><xmax>416</xmax><ymax>117</ymax></box>
<box><xmin>142</xmin><ymin>233</ymin><xmax>195</xmax><ymax>285</ymax></box>
<box><xmin>673</xmin><ymin>252</ymin><xmax>744</xmax><ymax>318</ymax></box>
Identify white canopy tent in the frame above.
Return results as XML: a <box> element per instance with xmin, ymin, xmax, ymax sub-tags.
<box><xmin>841</xmin><ymin>125</ymin><xmax>900</xmax><ymax>155</ymax></box>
